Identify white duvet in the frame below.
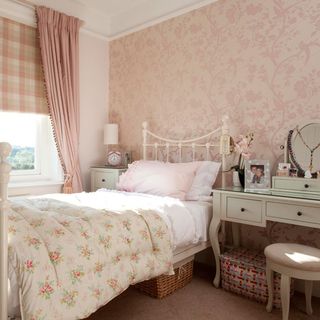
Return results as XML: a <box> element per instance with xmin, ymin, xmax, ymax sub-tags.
<box><xmin>44</xmin><ymin>189</ymin><xmax>202</xmax><ymax>249</ymax></box>
<box><xmin>8</xmin><ymin>190</ymin><xmax>207</xmax><ymax>318</ymax></box>
<box><xmin>8</xmin><ymin>193</ymin><xmax>174</xmax><ymax>319</ymax></box>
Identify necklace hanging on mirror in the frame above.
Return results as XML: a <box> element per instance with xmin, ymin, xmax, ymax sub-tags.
<box><xmin>296</xmin><ymin>126</ymin><xmax>320</xmax><ymax>172</ymax></box>
<box><xmin>287</xmin><ymin>129</ymin><xmax>304</xmax><ymax>176</ymax></box>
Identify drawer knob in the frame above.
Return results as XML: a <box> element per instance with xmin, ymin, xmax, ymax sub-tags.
<box><xmin>304</xmin><ymin>184</ymin><xmax>309</xmax><ymax>188</ymax></box>
<box><xmin>102</xmin><ymin>179</ymin><xmax>106</xmax><ymax>182</ymax></box>
<box><xmin>240</xmin><ymin>208</ymin><xmax>245</xmax><ymax>212</ymax></box>
<box><xmin>297</xmin><ymin>211</ymin><xmax>302</xmax><ymax>216</ymax></box>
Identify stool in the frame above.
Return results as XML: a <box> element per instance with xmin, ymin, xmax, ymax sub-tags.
<box><xmin>264</xmin><ymin>243</ymin><xmax>320</xmax><ymax>320</ymax></box>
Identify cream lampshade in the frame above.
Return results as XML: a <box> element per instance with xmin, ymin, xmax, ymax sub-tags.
<box><xmin>104</xmin><ymin>124</ymin><xmax>119</xmax><ymax>145</ymax></box>
<box><xmin>104</xmin><ymin>124</ymin><xmax>121</xmax><ymax>166</ymax></box>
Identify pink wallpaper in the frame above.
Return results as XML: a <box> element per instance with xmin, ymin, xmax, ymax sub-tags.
<box><xmin>109</xmin><ymin>0</ymin><xmax>320</xmax><ymax>248</ymax></box>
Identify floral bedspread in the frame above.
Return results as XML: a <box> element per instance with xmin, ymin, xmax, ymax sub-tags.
<box><xmin>8</xmin><ymin>197</ymin><xmax>173</xmax><ymax>320</ymax></box>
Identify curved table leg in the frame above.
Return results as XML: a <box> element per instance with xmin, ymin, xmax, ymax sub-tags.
<box><xmin>209</xmin><ymin>217</ymin><xmax>221</xmax><ymax>288</ymax></box>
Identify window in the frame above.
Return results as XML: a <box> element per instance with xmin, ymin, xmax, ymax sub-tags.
<box><xmin>0</xmin><ymin>18</ymin><xmax>62</xmax><ymax>189</ymax></box>
<box><xmin>0</xmin><ymin>111</ymin><xmax>62</xmax><ymax>183</ymax></box>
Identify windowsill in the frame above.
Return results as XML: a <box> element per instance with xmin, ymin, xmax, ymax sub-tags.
<box><xmin>9</xmin><ymin>180</ymin><xmax>64</xmax><ymax>197</ymax></box>
<box><xmin>9</xmin><ymin>180</ymin><xmax>64</xmax><ymax>188</ymax></box>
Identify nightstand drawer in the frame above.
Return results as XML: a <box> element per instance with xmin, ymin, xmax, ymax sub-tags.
<box><xmin>266</xmin><ymin>202</ymin><xmax>320</xmax><ymax>225</ymax></box>
<box><xmin>225</xmin><ymin>196</ymin><xmax>263</xmax><ymax>224</ymax></box>
<box><xmin>91</xmin><ymin>167</ymin><xmax>127</xmax><ymax>191</ymax></box>
<box><xmin>93</xmin><ymin>171</ymin><xmax>116</xmax><ymax>189</ymax></box>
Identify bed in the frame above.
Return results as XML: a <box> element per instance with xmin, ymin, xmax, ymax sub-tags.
<box><xmin>0</xmin><ymin>116</ymin><xmax>231</xmax><ymax>319</ymax></box>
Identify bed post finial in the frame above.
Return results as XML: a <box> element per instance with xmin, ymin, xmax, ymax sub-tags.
<box><xmin>142</xmin><ymin>121</ymin><xmax>148</xmax><ymax>160</ymax></box>
<box><xmin>0</xmin><ymin>142</ymin><xmax>11</xmax><ymax>320</ymax></box>
<box><xmin>0</xmin><ymin>142</ymin><xmax>11</xmax><ymax>199</ymax></box>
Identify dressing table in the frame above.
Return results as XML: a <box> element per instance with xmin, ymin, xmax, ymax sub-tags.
<box><xmin>210</xmin><ymin>120</ymin><xmax>320</xmax><ymax>288</ymax></box>
<box><xmin>210</xmin><ymin>188</ymin><xmax>320</xmax><ymax>287</ymax></box>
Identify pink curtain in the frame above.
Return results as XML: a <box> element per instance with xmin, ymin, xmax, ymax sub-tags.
<box><xmin>36</xmin><ymin>6</ymin><xmax>83</xmax><ymax>193</ymax></box>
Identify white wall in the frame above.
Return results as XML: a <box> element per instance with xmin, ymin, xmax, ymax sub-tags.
<box><xmin>79</xmin><ymin>32</ymin><xmax>109</xmax><ymax>191</ymax></box>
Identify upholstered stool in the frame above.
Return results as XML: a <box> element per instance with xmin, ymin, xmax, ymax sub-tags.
<box><xmin>264</xmin><ymin>243</ymin><xmax>320</xmax><ymax>320</ymax></box>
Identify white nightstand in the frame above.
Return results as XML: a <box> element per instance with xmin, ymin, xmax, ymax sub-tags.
<box><xmin>90</xmin><ymin>166</ymin><xmax>127</xmax><ymax>191</ymax></box>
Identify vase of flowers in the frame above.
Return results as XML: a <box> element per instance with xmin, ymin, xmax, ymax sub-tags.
<box><xmin>231</xmin><ymin>133</ymin><xmax>254</xmax><ymax>188</ymax></box>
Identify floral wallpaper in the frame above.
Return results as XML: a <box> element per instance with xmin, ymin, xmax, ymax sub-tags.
<box><xmin>109</xmin><ymin>0</ymin><xmax>320</xmax><ymax>247</ymax></box>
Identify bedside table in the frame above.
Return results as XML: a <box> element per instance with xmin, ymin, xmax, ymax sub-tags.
<box><xmin>90</xmin><ymin>166</ymin><xmax>127</xmax><ymax>191</ymax></box>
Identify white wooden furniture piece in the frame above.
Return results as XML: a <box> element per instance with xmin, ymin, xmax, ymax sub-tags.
<box><xmin>265</xmin><ymin>243</ymin><xmax>320</xmax><ymax>320</ymax></box>
<box><xmin>272</xmin><ymin>176</ymin><xmax>320</xmax><ymax>200</ymax></box>
<box><xmin>0</xmin><ymin>116</ymin><xmax>231</xmax><ymax>319</ymax></box>
<box><xmin>0</xmin><ymin>143</ymin><xmax>11</xmax><ymax>320</ymax></box>
<box><xmin>142</xmin><ymin>115</ymin><xmax>231</xmax><ymax>267</ymax></box>
<box><xmin>90</xmin><ymin>166</ymin><xmax>127</xmax><ymax>191</ymax></box>
<box><xmin>210</xmin><ymin>187</ymin><xmax>320</xmax><ymax>288</ymax></box>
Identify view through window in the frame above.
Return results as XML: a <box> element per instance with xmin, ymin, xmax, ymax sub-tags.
<box><xmin>0</xmin><ymin>112</ymin><xmax>40</xmax><ymax>173</ymax></box>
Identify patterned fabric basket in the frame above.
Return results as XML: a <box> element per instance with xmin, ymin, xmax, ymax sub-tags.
<box><xmin>220</xmin><ymin>247</ymin><xmax>294</xmax><ymax>308</ymax></box>
<box><xmin>134</xmin><ymin>260</ymin><xmax>193</xmax><ymax>299</ymax></box>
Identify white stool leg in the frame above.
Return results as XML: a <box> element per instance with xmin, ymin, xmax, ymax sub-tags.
<box><xmin>280</xmin><ymin>274</ymin><xmax>291</xmax><ymax>320</ymax></box>
<box><xmin>266</xmin><ymin>262</ymin><xmax>273</xmax><ymax>313</ymax></box>
<box><xmin>305</xmin><ymin>280</ymin><xmax>313</xmax><ymax>315</ymax></box>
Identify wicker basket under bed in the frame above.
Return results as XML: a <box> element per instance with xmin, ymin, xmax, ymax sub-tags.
<box><xmin>134</xmin><ymin>260</ymin><xmax>194</xmax><ymax>298</ymax></box>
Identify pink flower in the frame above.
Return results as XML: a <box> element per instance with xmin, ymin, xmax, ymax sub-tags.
<box><xmin>49</xmin><ymin>251</ymin><xmax>63</xmax><ymax>265</ymax></box>
<box><xmin>25</xmin><ymin>260</ymin><xmax>33</xmax><ymax>269</ymax></box>
<box><xmin>39</xmin><ymin>280</ymin><xmax>54</xmax><ymax>299</ymax></box>
<box><xmin>233</xmin><ymin>133</ymin><xmax>254</xmax><ymax>169</ymax></box>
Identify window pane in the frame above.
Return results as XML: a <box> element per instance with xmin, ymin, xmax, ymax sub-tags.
<box><xmin>0</xmin><ymin>112</ymin><xmax>38</xmax><ymax>171</ymax></box>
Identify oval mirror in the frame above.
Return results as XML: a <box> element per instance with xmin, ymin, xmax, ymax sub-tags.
<box><xmin>288</xmin><ymin>122</ymin><xmax>320</xmax><ymax>175</ymax></box>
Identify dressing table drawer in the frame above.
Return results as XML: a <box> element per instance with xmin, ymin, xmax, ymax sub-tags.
<box><xmin>272</xmin><ymin>177</ymin><xmax>320</xmax><ymax>193</ymax></box>
<box><xmin>225</xmin><ymin>196</ymin><xmax>263</xmax><ymax>225</ymax></box>
<box><xmin>266</xmin><ymin>202</ymin><xmax>320</xmax><ymax>225</ymax></box>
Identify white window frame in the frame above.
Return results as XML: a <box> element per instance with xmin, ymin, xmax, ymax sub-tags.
<box><xmin>2</xmin><ymin>113</ymin><xmax>63</xmax><ymax>185</ymax></box>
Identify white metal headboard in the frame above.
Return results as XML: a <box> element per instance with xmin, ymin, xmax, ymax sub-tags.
<box><xmin>142</xmin><ymin>115</ymin><xmax>231</xmax><ymax>187</ymax></box>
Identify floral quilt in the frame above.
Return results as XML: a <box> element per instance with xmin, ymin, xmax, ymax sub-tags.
<box><xmin>8</xmin><ymin>197</ymin><xmax>173</xmax><ymax>320</ymax></box>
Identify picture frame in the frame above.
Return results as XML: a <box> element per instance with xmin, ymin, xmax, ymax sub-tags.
<box><xmin>276</xmin><ymin>162</ymin><xmax>291</xmax><ymax>177</ymax></box>
<box><xmin>245</xmin><ymin>159</ymin><xmax>270</xmax><ymax>191</ymax></box>
<box><xmin>278</xmin><ymin>162</ymin><xmax>291</xmax><ymax>171</ymax></box>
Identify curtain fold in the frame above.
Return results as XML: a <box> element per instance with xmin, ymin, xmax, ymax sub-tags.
<box><xmin>36</xmin><ymin>6</ymin><xmax>83</xmax><ymax>193</ymax></box>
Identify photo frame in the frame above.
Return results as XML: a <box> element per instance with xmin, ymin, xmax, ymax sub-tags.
<box><xmin>245</xmin><ymin>159</ymin><xmax>270</xmax><ymax>191</ymax></box>
<box><xmin>278</xmin><ymin>162</ymin><xmax>291</xmax><ymax>170</ymax></box>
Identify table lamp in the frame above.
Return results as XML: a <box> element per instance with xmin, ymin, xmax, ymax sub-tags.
<box><xmin>104</xmin><ymin>123</ymin><xmax>122</xmax><ymax>166</ymax></box>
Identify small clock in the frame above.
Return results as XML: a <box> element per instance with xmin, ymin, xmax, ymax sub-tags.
<box><xmin>107</xmin><ymin>151</ymin><xmax>122</xmax><ymax>166</ymax></box>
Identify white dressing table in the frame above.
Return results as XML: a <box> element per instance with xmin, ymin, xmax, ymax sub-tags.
<box><xmin>210</xmin><ymin>187</ymin><xmax>320</xmax><ymax>288</ymax></box>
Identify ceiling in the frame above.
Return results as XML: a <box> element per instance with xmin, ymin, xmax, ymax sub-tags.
<box><xmin>1</xmin><ymin>0</ymin><xmax>218</xmax><ymax>39</ymax></box>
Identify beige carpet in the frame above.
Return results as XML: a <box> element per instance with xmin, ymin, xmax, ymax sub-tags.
<box><xmin>87</xmin><ymin>266</ymin><xmax>320</xmax><ymax>320</ymax></box>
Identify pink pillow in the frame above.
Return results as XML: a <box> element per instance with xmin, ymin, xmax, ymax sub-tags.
<box><xmin>117</xmin><ymin>161</ymin><xmax>200</xmax><ymax>200</ymax></box>
<box><xmin>185</xmin><ymin>161</ymin><xmax>221</xmax><ymax>200</ymax></box>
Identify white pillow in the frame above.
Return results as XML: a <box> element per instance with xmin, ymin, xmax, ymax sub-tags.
<box><xmin>117</xmin><ymin>160</ymin><xmax>200</xmax><ymax>200</ymax></box>
<box><xmin>185</xmin><ymin>161</ymin><xmax>221</xmax><ymax>200</ymax></box>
